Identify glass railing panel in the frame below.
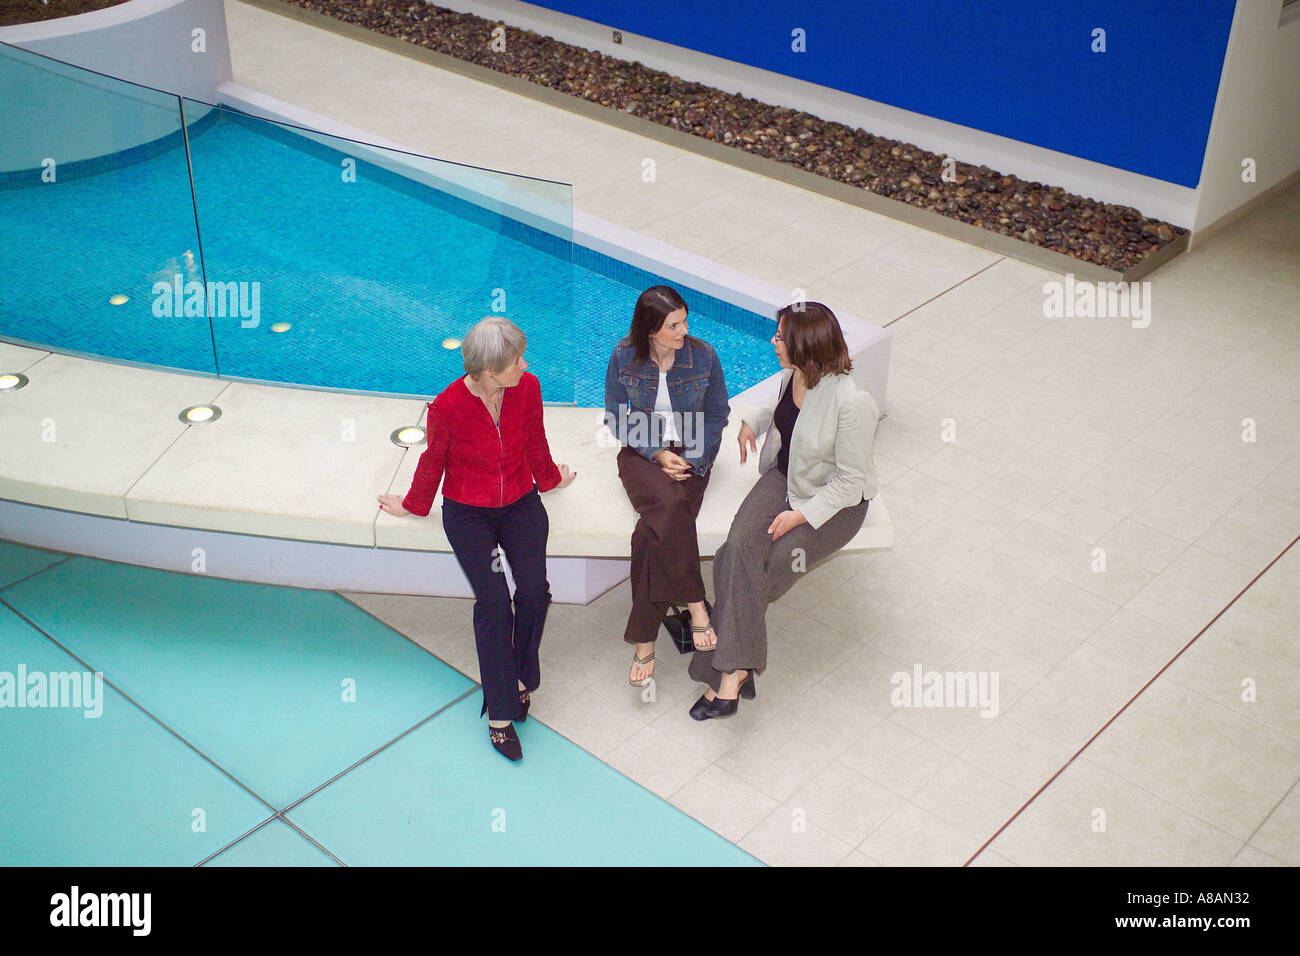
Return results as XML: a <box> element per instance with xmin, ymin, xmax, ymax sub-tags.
<box><xmin>0</xmin><ymin>41</ymin><xmax>214</xmax><ymax>374</ymax></box>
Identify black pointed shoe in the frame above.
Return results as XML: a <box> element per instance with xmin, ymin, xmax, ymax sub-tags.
<box><xmin>517</xmin><ymin>689</ymin><xmax>531</xmax><ymax>723</ymax></box>
<box><xmin>739</xmin><ymin>672</ymin><xmax>756</xmax><ymax>700</ymax></box>
<box><xmin>489</xmin><ymin>723</ymin><xmax>523</xmax><ymax>761</ymax></box>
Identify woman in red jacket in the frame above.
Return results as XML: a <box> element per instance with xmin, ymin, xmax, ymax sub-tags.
<box><xmin>378</xmin><ymin>317</ymin><xmax>576</xmax><ymax>761</ymax></box>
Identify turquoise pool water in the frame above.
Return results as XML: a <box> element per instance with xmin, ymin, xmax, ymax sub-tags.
<box><xmin>0</xmin><ymin>108</ymin><xmax>780</xmax><ymax>405</ymax></box>
<box><xmin>0</xmin><ymin>539</ymin><xmax>760</xmax><ymax>866</ymax></box>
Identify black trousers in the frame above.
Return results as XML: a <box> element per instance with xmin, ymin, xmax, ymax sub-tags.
<box><xmin>617</xmin><ymin>446</ymin><xmax>709</xmax><ymax>644</ymax></box>
<box><xmin>441</xmin><ymin>487</ymin><xmax>551</xmax><ymax>721</ymax></box>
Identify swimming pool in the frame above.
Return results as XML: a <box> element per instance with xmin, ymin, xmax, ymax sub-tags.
<box><xmin>0</xmin><ymin>103</ymin><xmax>781</xmax><ymax>405</ymax></box>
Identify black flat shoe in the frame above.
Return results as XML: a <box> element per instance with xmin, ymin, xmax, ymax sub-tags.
<box><xmin>489</xmin><ymin>723</ymin><xmax>522</xmax><ymax>761</ymax></box>
<box><xmin>688</xmin><ymin>693</ymin><xmax>713</xmax><ymax>721</ymax></box>
<box><xmin>704</xmin><ymin>695</ymin><xmax>739</xmax><ymax>719</ymax></box>
<box><xmin>518</xmin><ymin>689</ymin><xmax>531</xmax><ymax>723</ymax></box>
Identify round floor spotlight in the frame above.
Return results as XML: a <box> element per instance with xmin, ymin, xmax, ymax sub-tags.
<box><xmin>441</xmin><ymin>338</ymin><xmax>461</xmax><ymax>350</ymax></box>
<box><xmin>109</xmin><ymin>294</ymin><xmax>129</xmax><ymax>306</ymax></box>
<box><xmin>179</xmin><ymin>404</ymin><xmax>222</xmax><ymax>425</ymax></box>
<box><xmin>0</xmin><ymin>372</ymin><xmax>29</xmax><ymax>392</ymax></box>
<box><xmin>391</xmin><ymin>425</ymin><xmax>426</xmax><ymax>448</ymax></box>
<box><xmin>270</xmin><ymin>322</ymin><xmax>291</xmax><ymax>333</ymax></box>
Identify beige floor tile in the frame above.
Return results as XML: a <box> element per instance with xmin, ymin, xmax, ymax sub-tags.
<box><xmin>738</xmin><ymin>807</ymin><xmax>855</xmax><ymax>867</ymax></box>
<box><xmin>839</xmin><ymin>718</ymin><xmax>954</xmax><ymax>799</ymax></box>
<box><xmin>1195</xmin><ymin>514</ymin><xmax>1295</xmax><ymax>570</ymax></box>
<box><xmin>1055</xmin><ymin>547</ymin><xmax>1156</xmax><ymax>606</ymax></box>
<box><xmin>1230</xmin><ymin>845</ymin><xmax>1288</xmax><ymax>866</ymax></box>
<box><xmin>715</xmin><ymin>721</ymin><xmax>838</xmax><ymax>803</ymax></box>
<box><xmin>1125</xmin><ymin>573</ymin><xmax>1228</xmax><ymax>634</ymax></box>
<box><xmin>760</xmin><ymin>682</ymin><xmax>883</xmax><ymax>757</ymax></box>
<box><xmin>1248</xmin><ymin>782</ymin><xmax>1300</xmax><ymax>866</ymax></box>
<box><xmin>1084</xmin><ymin>607</ymin><xmax>1191</xmax><ymax>671</ymax></box>
<box><xmin>1163</xmin><ymin>607</ymin><xmax>1300</xmax><ymax>741</ymax></box>
<box><xmin>782</xmin><ymin>761</ymin><xmax>905</xmax><ymax>846</ymax></box>
<box><xmin>1094</xmin><ymin>518</ymin><xmax>1190</xmax><ymax>574</ymax></box>
<box><xmin>838</xmin><ymin>850</ymin><xmax>885</xmax><ymax>866</ymax></box>
<box><xmin>959</xmin><ymin>717</ymin><xmax>1073</xmax><ymax>795</ymax></box>
<box><xmin>987</xmin><ymin>757</ymin><xmax>1242</xmax><ymax>866</ymax></box>
<box><xmin>1085</xmin><ymin>681</ymin><xmax>1300</xmax><ymax>841</ymax></box>
<box><xmin>1003</xmin><ymin>678</ymin><xmax>1119</xmax><ymax>752</ymax></box>
<box><xmin>668</xmin><ymin>765</ymin><xmax>779</xmax><ymax>844</ymax></box>
<box><xmin>1046</xmin><ymin>641</ymin><xmax>1156</xmax><ymax>714</ymax></box>
<box><xmin>912</xmin><ymin>758</ymin><xmax>1029</xmax><ymax>840</ymax></box>
<box><xmin>1128</xmin><ymin>489</ymin><xmax>1228</xmax><ymax>544</ymax></box>
<box><xmin>859</xmin><ymin>802</ymin><xmax>985</xmax><ymax>866</ymax></box>
<box><xmin>604</xmin><ymin>725</ymin><xmax>714</xmax><ymax>799</ymax></box>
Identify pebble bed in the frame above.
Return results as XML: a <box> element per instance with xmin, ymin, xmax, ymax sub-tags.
<box><xmin>282</xmin><ymin>0</ymin><xmax>1187</xmax><ymax>272</ymax></box>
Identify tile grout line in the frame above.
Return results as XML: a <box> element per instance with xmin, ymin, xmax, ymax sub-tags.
<box><xmin>0</xmin><ymin>551</ymin><xmax>76</xmax><ymax>592</ymax></box>
<box><xmin>274</xmin><ymin>684</ymin><xmax>481</xmax><ymax>818</ymax></box>
<box><xmin>880</xmin><ymin>257</ymin><xmax>1007</xmax><ymax>329</ymax></box>
<box><xmin>963</xmin><ymin>532</ymin><xmax>1300</xmax><ymax>865</ymax></box>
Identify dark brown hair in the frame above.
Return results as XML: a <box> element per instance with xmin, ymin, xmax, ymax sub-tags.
<box><xmin>629</xmin><ymin>285</ymin><xmax>689</xmax><ymax>363</ymax></box>
<box><xmin>778</xmin><ymin>301</ymin><xmax>852</xmax><ymax>388</ymax></box>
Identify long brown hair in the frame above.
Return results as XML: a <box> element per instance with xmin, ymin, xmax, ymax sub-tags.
<box><xmin>779</xmin><ymin>302</ymin><xmax>852</xmax><ymax>388</ymax></box>
<box><xmin>629</xmin><ymin>285</ymin><xmax>689</xmax><ymax>363</ymax></box>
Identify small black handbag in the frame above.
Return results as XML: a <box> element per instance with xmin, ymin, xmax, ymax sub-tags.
<box><xmin>661</xmin><ymin>597</ymin><xmax>713</xmax><ymax>655</ymax></box>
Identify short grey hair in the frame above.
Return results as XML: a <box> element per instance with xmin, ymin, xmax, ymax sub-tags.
<box><xmin>462</xmin><ymin>316</ymin><xmax>527</xmax><ymax>376</ymax></box>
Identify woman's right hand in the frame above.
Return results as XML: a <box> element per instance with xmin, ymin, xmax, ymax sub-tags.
<box><xmin>738</xmin><ymin>422</ymin><xmax>758</xmax><ymax>463</ymax></box>
<box><xmin>653</xmin><ymin>449</ymin><xmax>691</xmax><ymax>481</ymax></box>
<box><xmin>377</xmin><ymin>494</ymin><xmax>409</xmax><ymax>517</ymax></box>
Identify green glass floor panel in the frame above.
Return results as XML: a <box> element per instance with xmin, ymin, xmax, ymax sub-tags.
<box><xmin>0</xmin><ymin>608</ymin><xmax>272</xmax><ymax>866</ymax></box>
<box><xmin>287</xmin><ymin>695</ymin><xmax>762</xmax><ymax>866</ymax></box>
<box><xmin>203</xmin><ymin>819</ymin><xmax>340</xmax><ymax>867</ymax></box>
<box><xmin>2</xmin><ymin>557</ymin><xmax>474</xmax><ymax>809</ymax></box>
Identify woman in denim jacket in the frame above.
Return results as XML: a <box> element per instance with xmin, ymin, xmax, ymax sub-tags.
<box><xmin>604</xmin><ymin>285</ymin><xmax>730</xmax><ymax>687</ymax></box>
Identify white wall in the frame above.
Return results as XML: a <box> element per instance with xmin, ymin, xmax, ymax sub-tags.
<box><xmin>0</xmin><ymin>0</ymin><xmax>231</xmax><ymax>173</ymax></box>
<box><xmin>1192</xmin><ymin>0</ymin><xmax>1300</xmax><ymax>233</ymax></box>
<box><xmin>0</xmin><ymin>0</ymin><xmax>232</xmax><ymax>102</ymax></box>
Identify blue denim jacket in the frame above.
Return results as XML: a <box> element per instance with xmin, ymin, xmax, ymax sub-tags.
<box><xmin>603</xmin><ymin>336</ymin><xmax>731</xmax><ymax>475</ymax></box>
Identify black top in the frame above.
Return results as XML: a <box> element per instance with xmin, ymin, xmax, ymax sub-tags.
<box><xmin>773</xmin><ymin>376</ymin><xmax>800</xmax><ymax>476</ymax></box>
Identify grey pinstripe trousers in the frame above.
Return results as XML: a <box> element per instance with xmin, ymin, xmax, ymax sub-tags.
<box><xmin>688</xmin><ymin>469</ymin><xmax>868</xmax><ymax>690</ymax></box>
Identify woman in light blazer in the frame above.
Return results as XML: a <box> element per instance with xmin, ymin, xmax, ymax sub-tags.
<box><xmin>688</xmin><ymin>302</ymin><xmax>879</xmax><ymax>719</ymax></box>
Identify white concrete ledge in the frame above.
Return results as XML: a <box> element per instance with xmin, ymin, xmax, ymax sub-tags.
<box><xmin>0</xmin><ymin>344</ymin><xmax>891</xmax><ymax>563</ymax></box>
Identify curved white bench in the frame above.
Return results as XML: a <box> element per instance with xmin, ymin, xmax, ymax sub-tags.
<box><xmin>0</xmin><ymin>345</ymin><xmax>890</xmax><ymax>602</ymax></box>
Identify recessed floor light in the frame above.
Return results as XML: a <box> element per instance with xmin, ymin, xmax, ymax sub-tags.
<box><xmin>442</xmin><ymin>338</ymin><xmax>461</xmax><ymax>350</ymax></box>
<box><xmin>109</xmin><ymin>294</ymin><xmax>129</xmax><ymax>305</ymax></box>
<box><xmin>391</xmin><ymin>426</ymin><xmax>427</xmax><ymax>447</ymax></box>
<box><xmin>270</xmin><ymin>322</ymin><xmax>291</xmax><ymax>332</ymax></box>
<box><xmin>0</xmin><ymin>372</ymin><xmax>29</xmax><ymax>391</ymax></box>
<box><xmin>179</xmin><ymin>404</ymin><xmax>222</xmax><ymax>424</ymax></box>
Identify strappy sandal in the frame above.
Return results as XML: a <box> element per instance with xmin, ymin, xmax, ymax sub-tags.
<box><xmin>692</xmin><ymin>620</ymin><xmax>717</xmax><ymax>651</ymax></box>
<box><xmin>629</xmin><ymin>649</ymin><xmax>655</xmax><ymax>687</ymax></box>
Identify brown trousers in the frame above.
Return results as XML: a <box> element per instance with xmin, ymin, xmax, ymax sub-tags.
<box><xmin>617</xmin><ymin>446</ymin><xmax>709</xmax><ymax>644</ymax></box>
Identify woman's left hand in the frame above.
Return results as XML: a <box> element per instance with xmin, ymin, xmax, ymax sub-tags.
<box><xmin>767</xmin><ymin>509</ymin><xmax>807</xmax><ymax>541</ymax></box>
<box><xmin>553</xmin><ymin>463</ymin><xmax>578</xmax><ymax>489</ymax></box>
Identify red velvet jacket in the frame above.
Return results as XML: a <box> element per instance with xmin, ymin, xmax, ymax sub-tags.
<box><xmin>401</xmin><ymin>372</ymin><xmax>562</xmax><ymax>514</ymax></box>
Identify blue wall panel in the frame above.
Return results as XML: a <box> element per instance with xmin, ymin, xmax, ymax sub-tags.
<box><xmin>522</xmin><ymin>0</ymin><xmax>1237</xmax><ymax>188</ymax></box>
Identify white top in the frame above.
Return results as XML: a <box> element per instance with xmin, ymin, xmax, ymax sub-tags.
<box><xmin>654</xmin><ymin>370</ymin><xmax>680</xmax><ymax>444</ymax></box>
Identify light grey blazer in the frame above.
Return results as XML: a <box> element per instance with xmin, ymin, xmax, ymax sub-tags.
<box><xmin>743</xmin><ymin>369</ymin><xmax>880</xmax><ymax>529</ymax></box>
